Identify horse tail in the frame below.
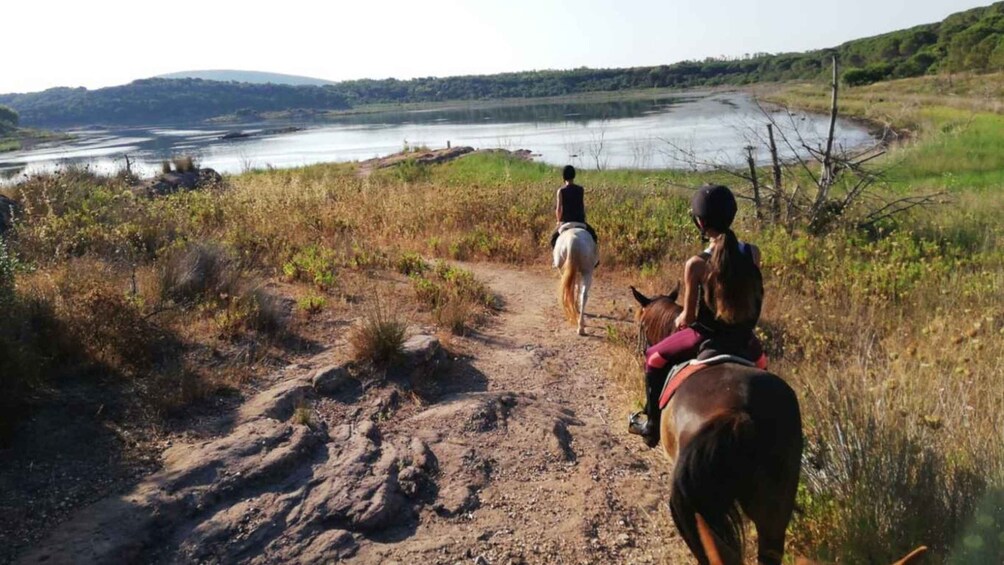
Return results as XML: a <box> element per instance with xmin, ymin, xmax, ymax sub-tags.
<box><xmin>670</xmin><ymin>410</ymin><xmax>754</xmax><ymax>564</ymax></box>
<box><xmin>561</xmin><ymin>256</ymin><xmax>579</xmax><ymax>322</ymax></box>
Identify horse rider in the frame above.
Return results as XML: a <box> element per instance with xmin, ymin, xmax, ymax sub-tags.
<box><xmin>550</xmin><ymin>165</ymin><xmax>598</xmax><ymax>250</ymax></box>
<box><xmin>628</xmin><ymin>185</ymin><xmax>766</xmax><ymax>447</ymax></box>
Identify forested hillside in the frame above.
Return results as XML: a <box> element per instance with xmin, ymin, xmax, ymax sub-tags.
<box><xmin>2</xmin><ymin>2</ymin><xmax>1001</xmax><ymax>126</ymax></box>
<box><xmin>0</xmin><ymin>79</ymin><xmax>351</xmax><ymax>127</ymax></box>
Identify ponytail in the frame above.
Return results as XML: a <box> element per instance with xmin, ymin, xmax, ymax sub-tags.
<box><xmin>707</xmin><ymin>229</ymin><xmax>762</xmax><ymax>324</ymax></box>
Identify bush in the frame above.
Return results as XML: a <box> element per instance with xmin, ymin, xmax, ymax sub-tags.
<box><xmin>212</xmin><ymin>286</ymin><xmax>286</xmax><ymax>340</ymax></box>
<box><xmin>396</xmin><ymin>159</ymin><xmax>430</xmax><ymax>183</ymax></box>
<box><xmin>843</xmin><ymin>63</ymin><xmax>895</xmax><ymax>86</ymax></box>
<box><xmin>297</xmin><ymin>293</ymin><xmax>327</xmax><ymax>315</ymax></box>
<box><xmin>434</xmin><ymin>296</ymin><xmax>478</xmax><ymax>335</ymax></box>
<box><xmin>283</xmin><ymin>245</ymin><xmax>338</xmax><ymax>290</ymax></box>
<box><xmin>396</xmin><ymin>252</ymin><xmax>429</xmax><ymax>276</ymax></box>
<box><xmin>159</xmin><ymin>243</ymin><xmax>239</xmax><ymax>305</ymax></box>
<box><xmin>410</xmin><ymin>262</ymin><xmax>496</xmax><ymax>333</ymax></box>
<box><xmin>349</xmin><ymin>303</ymin><xmax>406</xmax><ymax>366</ymax></box>
<box><xmin>793</xmin><ymin>371</ymin><xmax>990</xmax><ymax>562</ymax></box>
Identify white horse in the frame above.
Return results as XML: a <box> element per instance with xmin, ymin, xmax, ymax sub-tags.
<box><xmin>552</xmin><ymin>223</ymin><xmax>598</xmax><ymax>336</ymax></box>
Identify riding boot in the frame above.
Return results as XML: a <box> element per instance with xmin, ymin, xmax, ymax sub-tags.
<box><xmin>641</xmin><ymin>369</ymin><xmax>664</xmax><ymax>447</ymax></box>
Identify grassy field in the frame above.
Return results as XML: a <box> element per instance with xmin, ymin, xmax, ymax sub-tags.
<box><xmin>1</xmin><ymin>72</ymin><xmax>1002</xmax><ymax>562</ymax></box>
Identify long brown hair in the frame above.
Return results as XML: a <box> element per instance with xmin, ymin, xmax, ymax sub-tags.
<box><xmin>706</xmin><ymin>229</ymin><xmax>762</xmax><ymax>324</ymax></box>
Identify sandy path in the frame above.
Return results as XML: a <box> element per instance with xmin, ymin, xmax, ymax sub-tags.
<box><xmin>349</xmin><ymin>263</ymin><xmax>690</xmax><ymax>564</ymax></box>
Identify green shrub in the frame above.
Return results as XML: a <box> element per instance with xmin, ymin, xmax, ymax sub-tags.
<box><xmin>283</xmin><ymin>245</ymin><xmax>338</xmax><ymax>290</ymax></box>
<box><xmin>297</xmin><ymin>293</ymin><xmax>327</xmax><ymax>315</ymax></box>
<box><xmin>396</xmin><ymin>252</ymin><xmax>430</xmax><ymax>276</ymax></box>
<box><xmin>396</xmin><ymin>159</ymin><xmax>429</xmax><ymax>183</ymax></box>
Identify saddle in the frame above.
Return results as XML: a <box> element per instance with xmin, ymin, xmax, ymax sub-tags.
<box><xmin>558</xmin><ymin>221</ymin><xmax>589</xmax><ymax>234</ymax></box>
<box><xmin>658</xmin><ymin>354</ymin><xmax>756</xmax><ymax>409</ymax></box>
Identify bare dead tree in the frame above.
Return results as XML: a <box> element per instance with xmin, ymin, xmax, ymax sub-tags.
<box><xmin>662</xmin><ymin>57</ymin><xmax>945</xmax><ymax>235</ymax></box>
<box><xmin>767</xmin><ymin>124</ymin><xmax>783</xmax><ymax>222</ymax></box>
<box><xmin>745</xmin><ymin>145</ymin><xmax>763</xmax><ymax>221</ymax></box>
<box><xmin>585</xmin><ymin>124</ymin><xmax>609</xmax><ymax>170</ymax></box>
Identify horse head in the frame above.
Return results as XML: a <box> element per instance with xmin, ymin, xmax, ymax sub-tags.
<box><xmin>630</xmin><ymin>283</ymin><xmax>682</xmax><ymax>348</ymax></box>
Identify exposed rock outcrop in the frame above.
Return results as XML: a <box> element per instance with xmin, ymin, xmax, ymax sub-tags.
<box><xmin>135</xmin><ymin>167</ymin><xmax>223</xmax><ymax>197</ymax></box>
<box><xmin>17</xmin><ymin>332</ymin><xmax>452</xmax><ymax>565</ymax></box>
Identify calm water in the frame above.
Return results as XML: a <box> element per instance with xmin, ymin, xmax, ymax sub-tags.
<box><xmin>0</xmin><ymin>92</ymin><xmax>873</xmax><ymax>181</ymax></box>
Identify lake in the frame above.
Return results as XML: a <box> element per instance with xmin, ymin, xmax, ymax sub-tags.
<box><xmin>0</xmin><ymin>91</ymin><xmax>874</xmax><ymax>181</ymax></box>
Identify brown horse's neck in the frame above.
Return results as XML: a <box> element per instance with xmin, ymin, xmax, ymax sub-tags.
<box><xmin>639</xmin><ymin>298</ymin><xmax>683</xmax><ymax>347</ymax></box>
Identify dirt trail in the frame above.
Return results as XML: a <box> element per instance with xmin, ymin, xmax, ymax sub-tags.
<box><xmin>17</xmin><ymin>264</ymin><xmax>691</xmax><ymax>564</ymax></box>
<box><xmin>368</xmin><ymin>262</ymin><xmax>691</xmax><ymax>564</ymax></box>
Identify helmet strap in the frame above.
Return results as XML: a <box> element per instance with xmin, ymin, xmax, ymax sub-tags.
<box><xmin>691</xmin><ymin>213</ymin><xmax>710</xmax><ymax>242</ymax></box>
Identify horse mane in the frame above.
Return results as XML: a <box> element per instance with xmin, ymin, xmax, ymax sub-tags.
<box><xmin>634</xmin><ymin>291</ymin><xmax>683</xmax><ymax>347</ymax></box>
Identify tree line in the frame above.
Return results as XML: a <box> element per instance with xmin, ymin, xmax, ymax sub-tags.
<box><xmin>1</xmin><ymin>2</ymin><xmax>1001</xmax><ymax>127</ymax></box>
<box><xmin>0</xmin><ymin>105</ymin><xmax>17</xmax><ymax>135</ymax></box>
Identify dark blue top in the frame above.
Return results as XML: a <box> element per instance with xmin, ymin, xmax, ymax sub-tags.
<box><xmin>558</xmin><ymin>184</ymin><xmax>586</xmax><ymax>223</ymax></box>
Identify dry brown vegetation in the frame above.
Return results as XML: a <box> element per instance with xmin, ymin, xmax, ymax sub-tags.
<box><xmin>0</xmin><ymin>73</ymin><xmax>1001</xmax><ymax>563</ymax></box>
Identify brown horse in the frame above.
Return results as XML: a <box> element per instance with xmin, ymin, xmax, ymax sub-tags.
<box><xmin>631</xmin><ymin>286</ymin><xmax>803</xmax><ymax>565</ymax></box>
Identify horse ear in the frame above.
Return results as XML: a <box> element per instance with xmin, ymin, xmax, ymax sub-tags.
<box><xmin>667</xmin><ymin>281</ymin><xmax>681</xmax><ymax>302</ymax></box>
<box><xmin>630</xmin><ymin>286</ymin><xmax>652</xmax><ymax>307</ymax></box>
<box><xmin>892</xmin><ymin>546</ymin><xmax>928</xmax><ymax>565</ymax></box>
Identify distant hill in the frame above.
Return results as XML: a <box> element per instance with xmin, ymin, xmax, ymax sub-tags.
<box><xmin>0</xmin><ymin>79</ymin><xmax>350</xmax><ymax>127</ymax></box>
<box><xmin>2</xmin><ymin>2</ymin><xmax>1001</xmax><ymax>127</ymax></box>
<box><xmin>155</xmin><ymin>70</ymin><xmax>335</xmax><ymax>86</ymax></box>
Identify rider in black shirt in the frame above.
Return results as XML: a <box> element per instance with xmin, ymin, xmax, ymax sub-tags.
<box><xmin>550</xmin><ymin>165</ymin><xmax>598</xmax><ymax>248</ymax></box>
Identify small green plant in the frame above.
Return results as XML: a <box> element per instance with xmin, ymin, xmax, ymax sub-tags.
<box><xmin>297</xmin><ymin>293</ymin><xmax>327</xmax><ymax>315</ymax></box>
<box><xmin>283</xmin><ymin>245</ymin><xmax>338</xmax><ymax>290</ymax></box>
<box><xmin>347</xmin><ymin>245</ymin><xmax>387</xmax><ymax>270</ymax></box>
<box><xmin>396</xmin><ymin>252</ymin><xmax>429</xmax><ymax>276</ymax></box>
<box><xmin>293</xmin><ymin>401</ymin><xmax>313</xmax><ymax>426</ymax></box>
<box><xmin>410</xmin><ymin>263</ymin><xmax>497</xmax><ymax>333</ymax></box>
<box><xmin>396</xmin><ymin>159</ymin><xmax>429</xmax><ymax>183</ymax></box>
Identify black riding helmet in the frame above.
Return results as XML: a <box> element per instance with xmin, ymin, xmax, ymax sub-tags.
<box><xmin>690</xmin><ymin>184</ymin><xmax>737</xmax><ymax>236</ymax></box>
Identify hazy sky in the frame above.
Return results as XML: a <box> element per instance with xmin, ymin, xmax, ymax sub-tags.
<box><xmin>3</xmin><ymin>0</ymin><xmax>990</xmax><ymax>93</ymax></box>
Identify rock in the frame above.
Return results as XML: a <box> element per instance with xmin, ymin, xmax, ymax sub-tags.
<box><xmin>402</xmin><ymin>334</ymin><xmax>442</xmax><ymax>363</ymax></box>
<box><xmin>298</xmin><ymin>529</ymin><xmax>358</xmax><ymax>563</ymax></box>
<box><xmin>399</xmin><ymin>334</ymin><xmax>448</xmax><ymax>381</ymax></box>
<box><xmin>412</xmin><ymin>146</ymin><xmax>475</xmax><ymax>165</ymax></box>
<box><xmin>136</xmin><ymin>167</ymin><xmax>223</xmax><ymax>197</ymax></box>
<box><xmin>17</xmin><ymin>418</ymin><xmax>324</xmax><ymax>565</ymax></box>
<box><xmin>409</xmin><ymin>437</ymin><xmax>436</xmax><ymax>471</ymax></box>
<box><xmin>474</xmin><ymin>555</ymin><xmax>490</xmax><ymax>565</ymax></box>
<box><xmin>397</xmin><ymin>465</ymin><xmax>424</xmax><ymax>496</ymax></box>
<box><xmin>238</xmin><ymin>377</ymin><xmax>313</xmax><ymax>423</ymax></box>
<box><xmin>17</xmin><ymin>394</ymin><xmax>439</xmax><ymax>564</ymax></box>
<box><xmin>311</xmin><ymin>364</ymin><xmax>357</xmax><ymax>395</ymax></box>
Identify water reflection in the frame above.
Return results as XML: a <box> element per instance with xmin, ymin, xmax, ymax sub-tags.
<box><xmin>0</xmin><ymin>92</ymin><xmax>874</xmax><ymax>183</ymax></box>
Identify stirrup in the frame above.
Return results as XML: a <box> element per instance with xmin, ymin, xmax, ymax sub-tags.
<box><xmin>628</xmin><ymin>412</ymin><xmax>660</xmax><ymax>448</ymax></box>
<box><xmin>627</xmin><ymin>411</ymin><xmax>650</xmax><ymax>435</ymax></box>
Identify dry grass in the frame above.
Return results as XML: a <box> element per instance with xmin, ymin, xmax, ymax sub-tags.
<box><xmin>0</xmin><ymin>75</ymin><xmax>1000</xmax><ymax>561</ymax></box>
<box><xmin>349</xmin><ymin>300</ymin><xmax>407</xmax><ymax>366</ymax></box>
